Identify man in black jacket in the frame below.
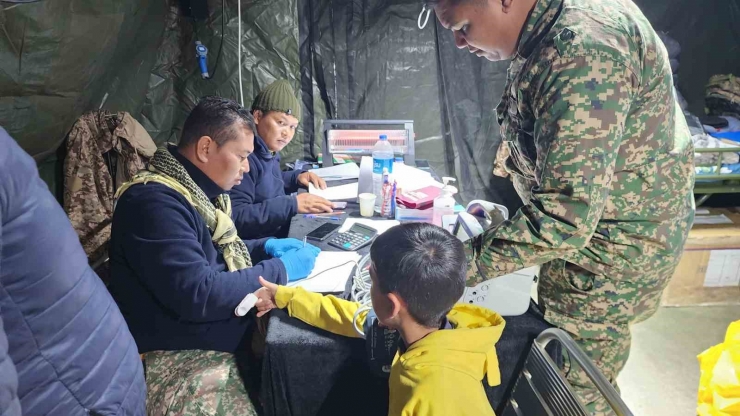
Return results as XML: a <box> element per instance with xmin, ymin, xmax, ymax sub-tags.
<box><xmin>109</xmin><ymin>96</ymin><xmax>320</xmax><ymax>415</ymax></box>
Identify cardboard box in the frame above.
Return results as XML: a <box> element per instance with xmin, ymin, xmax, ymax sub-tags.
<box><xmin>662</xmin><ymin>208</ymin><xmax>740</xmax><ymax>307</ymax></box>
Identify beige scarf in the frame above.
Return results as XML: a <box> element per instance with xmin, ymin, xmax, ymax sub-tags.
<box><xmin>116</xmin><ymin>147</ymin><xmax>252</xmax><ymax>271</ymax></box>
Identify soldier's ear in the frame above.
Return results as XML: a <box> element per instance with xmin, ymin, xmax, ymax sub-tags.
<box><xmin>501</xmin><ymin>0</ymin><xmax>513</xmax><ymax>12</ymax></box>
<box><xmin>195</xmin><ymin>135</ymin><xmax>214</xmax><ymax>163</ymax></box>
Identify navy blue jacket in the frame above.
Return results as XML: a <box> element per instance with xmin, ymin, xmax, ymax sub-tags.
<box><xmin>0</xmin><ymin>127</ymin><xmax>146</xmax><ymax>416</ymax></box>
<box><xmin>230</xmin><ymin>134</ymin><xmax>302</xmax><ymax>239</ymax></box>
<box><xmin>109</xmin><ymin>147</ymin><xmax>287</xmax><ymax>354</ymax></box>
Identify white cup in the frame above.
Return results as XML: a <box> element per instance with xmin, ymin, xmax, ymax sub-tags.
<box><xmin>359</xmin><ymin>193</ymin><xmax>377</xmax><ymax>217</ymax></box>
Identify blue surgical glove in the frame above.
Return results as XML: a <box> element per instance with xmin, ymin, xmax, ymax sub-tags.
<box><xmin>279</xmin><ymin>245</ymin><xmax>321</xmax><ymax>282</ymax></box>
<box><xmin>265</xmin><ymin>238</ymin><xmax>317</xmax><ymax>258</ymax></box>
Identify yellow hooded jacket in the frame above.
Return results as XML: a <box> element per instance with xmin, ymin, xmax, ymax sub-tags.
<box><xmin>275</xmin><ymin>286</ymin><xmax>506</xmax><ymax>416</ymax></box>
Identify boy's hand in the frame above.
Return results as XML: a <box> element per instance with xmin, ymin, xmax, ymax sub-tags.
<box><xmin>255</xmin><ymin>276</ymin><xmax>280</xmax><ymax>317</ymax></box>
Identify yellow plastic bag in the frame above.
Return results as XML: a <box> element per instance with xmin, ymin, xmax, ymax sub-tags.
<box><xmin>698</xmin><ymin>320</ymin><xmax>740</xmax><ymax>416</ymax></box>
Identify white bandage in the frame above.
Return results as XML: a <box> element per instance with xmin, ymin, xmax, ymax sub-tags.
<box><xmin>235</xmin><ymin>293</ymin><xmax>258</xmax><ymax>317</ymax></box>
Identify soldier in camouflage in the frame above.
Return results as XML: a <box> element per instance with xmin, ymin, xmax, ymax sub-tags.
<box><xmin>428</xmin><ymin>0</ymin><xmax>695</xmax><ymax>414</ymax></box>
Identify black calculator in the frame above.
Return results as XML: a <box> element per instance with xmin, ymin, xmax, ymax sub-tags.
<box><xmin>328</xmin><ymin>223</ymin><xmax>378</xmax><ymax>251</ymax></box>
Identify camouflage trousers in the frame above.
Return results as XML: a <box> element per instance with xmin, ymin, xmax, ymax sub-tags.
<box><xmin>144</xmin><ymin>350</ymin><xmax>258</xmax><ymax>416</ymax></box>
<box><xmin>538</xmin><ymin>259</ymin><xmax>677</xmax><ymax>416</ymax></box>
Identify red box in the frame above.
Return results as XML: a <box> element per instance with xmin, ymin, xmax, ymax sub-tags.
<box><xmin>396</xmin><ymin>186</ymin><xmax>441</xmax><ymax>209</ymax></box>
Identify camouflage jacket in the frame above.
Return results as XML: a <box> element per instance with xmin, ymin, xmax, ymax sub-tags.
<box><xmin>63</xmin><ymin>111</ymin><xmax>156</xmax><ymax>263</ymax></box>
<box><xmin>468</xmin><ymin>0</ymin><xmax>695</xmax><ymax>284</ymax></box>
<box><xmin>706</xmin><ymin>74</ymin><xmax>740</xmax><ymax>118</ymax></box>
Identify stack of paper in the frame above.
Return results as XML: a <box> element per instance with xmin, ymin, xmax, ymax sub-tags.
<box><xmin>392</xmin><ymin>164</ymin><xmax>443</xmax><ymax>191</ymax></box>
<box><xmin>310</xmin><ymin>163</ymin><xmax>360</xmax><ymax>181</ymax></box>
<box><xmin>308</xmin><ymin>182</ymin><xmax>359</xmax><ymax>200</ymax></box>
<box><xmin>288</xmin><ymin>251</ymin><xmax>362</xmax><ymax>293</ymax></box>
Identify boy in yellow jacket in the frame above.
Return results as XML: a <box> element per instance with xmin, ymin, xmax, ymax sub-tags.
<box><xmin>255</xmin><ymin>222</ymin><xmax>505</xmax><ymax>415</ymax></box>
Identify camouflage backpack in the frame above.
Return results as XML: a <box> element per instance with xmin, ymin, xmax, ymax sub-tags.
<box><xmin>706</xmin><ymin>74</ymin><xmax>740</xmax><ymax>118</ymax></box>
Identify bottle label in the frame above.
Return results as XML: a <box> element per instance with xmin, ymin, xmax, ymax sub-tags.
<box><xmin>372</xmin><ymin>157</ymin><xmax>393</xmax><ymax>175</ymax></box>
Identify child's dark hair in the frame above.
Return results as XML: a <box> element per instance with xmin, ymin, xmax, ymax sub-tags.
<box><xmin>370</xmin><ymin>223</ymin><xmax>467</xmax><ymax>328</ymax></box>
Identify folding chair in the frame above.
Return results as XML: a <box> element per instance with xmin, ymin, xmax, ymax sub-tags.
<box><xmin>502</xmin><ymin>328</ymin><xmax>634</xmax><ymax>416</ymax></box>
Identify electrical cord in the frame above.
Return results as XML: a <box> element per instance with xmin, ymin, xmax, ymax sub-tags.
<box><xmin>285</xmin><ymin>254</ymin><xmax>372</xmax><ymax>337</ymax></box>
<box><xmin>209</xmin><ymin>0</ymin><xmax>225</xmax><ymax>79</ymax></box>
<box><xmin>417</xmin><ymin>4</ymin><xmax>431</xmax><ymax>29</ymax></box>
<box><xmin>237</xmin><ymin>0</ymin><xmax>244</xmax><ymax>106</ymax></box>
<box><xmin>288</xmin><ymin>260</ymin><xmax>358</xmax><ymax>285</ymax></box>
<box><xmin>269</xmin><ymin>253</ymin><xmax>376</xmax><ymax>337</ymax></box>
<box><xmin>190</xmin><ymin>0</ymin><xmax>224</xmax><ymax>80</ymax></box>
<box><xmin>350</xmin><ymin>254</ymin><xmax>373</xmax><ymax>337</ymax></box>
<box><xmin>288</xmin><ymin>253</ymin><xmax>372</xmax><ymax>297</ymax></box>
<box><xmin>350</xmin><ymin>255</ymin><xmax>372</xmax><ymax>305</ymax></box>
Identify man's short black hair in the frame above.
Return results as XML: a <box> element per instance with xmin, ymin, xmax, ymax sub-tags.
<box><xmin>179</xmin><ymin>96</ymin><xmax>256</xmax><ymax>149</ymax></box>
<box><xmin>370</xmin><ymin>223</ymin><xmax>467</xmax><ymax>328</ymax></box>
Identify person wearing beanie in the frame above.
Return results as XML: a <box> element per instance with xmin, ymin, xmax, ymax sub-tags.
<box><xmin>231</xmin><ymin>79</ymin><xmax>333</xmax><ymax>239</ymax></box>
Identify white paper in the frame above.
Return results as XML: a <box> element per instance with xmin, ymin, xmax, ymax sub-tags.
<box><xmin>288</xmin><ymin>251</ymin><xmax>362</xmax><ymax>293</ymax></box>
<box><xmin>695</xmin><ymin>208</ymin><xmax>711</xmax><ymax>215</ymax></box>
<box><xmin>392</xmin><ymin>164</ymin><xmax>443</xmax><ymax>191</ymax></box>
<box><xmin>309</xmin><ymin>182</ymin><xmax>358</xmax><ymax>200</ymax></box>
<box><xmin>704</xmin><ymin>250</ymin><xmax>740</xmax><ymax>287</ymax></box>
<box><xmin>693</xmin><ymin>214</ymin><xmax>733</xmax><ymax>225</ymax></box>
<box><xmin>339</xmin><ymin>218</ymin><xmax>400</xmax><ymax>234</ymax></box>
<box><xmin>311</xmin><ymin>163</ymin><xmax>360</xmax><ymax>181</ymax></box>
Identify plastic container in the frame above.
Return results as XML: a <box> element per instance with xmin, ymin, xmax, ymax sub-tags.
<box><xmin>395</xmin><ymin>207</ymin><xmax>434</xmax><ymax>223</ymax></box>
<box><xmin>359</xmin><ymin>193</ymin><xmax>377</xmax><ymax>217</ymax></box>
<box><xmin>432</xmin><ymin>177</ymin><xmax>457</xmax><ymax>227</ymax></box>
<box><xmin>372</xmin><ymin>134</ymin><xmax>394</xmax><ymax>211</ymax></box>
<box><xmin>380</xmin><ymin>169</ymin><xmax>393</xmax><ymax>218</ymax></box>
<box><xmin>393</xmin><ymin>157</ymin><xmax>405</xmax><ymax>176</ymax></box>
<box><xmin>455</xmin><ymin>202</ymin><xmax>539</xmax><ymax>317</ymax></box>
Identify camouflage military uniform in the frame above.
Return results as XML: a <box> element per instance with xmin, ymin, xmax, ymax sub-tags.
<box><xmin>465</xmin><ymin>0</ymin><xmax>695</xmax><ymax>413</ymax></box>
<box><xmin>145</xmin><ymin>350</ymin><xmax>258</xmax><ymax>416</ymax></box>
<box><xmin>705</xmin><ymin>74</ymin><xmax>740</xmax><ymax>118</ymax></box>
<box><xmin>64</xmin><ymin>111</ymin><xmax>156</xmax><ymax>264</ymax></box>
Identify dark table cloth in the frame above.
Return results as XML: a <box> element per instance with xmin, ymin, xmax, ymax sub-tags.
<box><xmin>260</xmin><ymin>186</ymin><xmax>554</xmax><ymax>416</ymax></box>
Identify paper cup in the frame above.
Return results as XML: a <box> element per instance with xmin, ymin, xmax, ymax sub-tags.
<box><xmin>359</xmin><ymin>193</ymin><xmax>377</xmax><ymax>217</ymax></box>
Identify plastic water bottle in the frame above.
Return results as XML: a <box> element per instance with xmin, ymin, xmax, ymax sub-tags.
<box><xmin>372</xmin><ymin>135</ymin><xmax>394</xmax><ymax>212</ymax></box>
<box><xmin>433</xmin><ymin>177</ymin><xmax>458</xmax><ymax>228</ymax></box>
